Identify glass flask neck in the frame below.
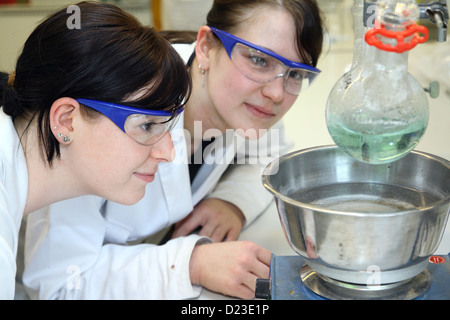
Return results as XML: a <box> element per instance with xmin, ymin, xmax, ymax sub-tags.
<box><xmin>350</xmin><ymin>0</ymin><xmax>365</xmax><ymax>68</ymax></box>
<box><xmin>373</xmin><ymin>44</ymin><xmax>409</xmax><ymax>71</ymax></box>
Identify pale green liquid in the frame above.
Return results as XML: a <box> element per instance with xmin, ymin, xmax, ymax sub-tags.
<box><xmin>328</xmin><ymin>122</ymin><xmax>426</xmax><ymax>164</ymax></box>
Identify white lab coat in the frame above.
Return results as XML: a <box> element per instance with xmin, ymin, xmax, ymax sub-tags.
<box><xmin>0</xmin><ymin>109</ymin><xmax>28</xmax><ymax>299</ymax></box>
<box><xmin>22</xmin><ymin>43</ymin><xmax>294</xmax><ymax>299</ymax></box>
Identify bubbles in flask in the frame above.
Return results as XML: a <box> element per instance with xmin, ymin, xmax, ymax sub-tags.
<box><xmin>325</xmin><ymin>0</ymin><xmax>429</xmax><ymax>164</ymax></box>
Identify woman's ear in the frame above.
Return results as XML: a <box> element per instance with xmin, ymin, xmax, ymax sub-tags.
<box><xmin>49</xmin><ymin>97</ymin><xmax>79</xmax><ymax>144</ymax></box>
<box><xmin>195</xmin><ymin>26</ymin><xmax>215</xmax><ymax>71</ymax></box>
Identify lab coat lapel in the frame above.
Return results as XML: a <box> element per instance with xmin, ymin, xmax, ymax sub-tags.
<box><xmin>158</xmin><ymin>114</ymin><xmax>194</xmax><ymax>223</ymax></box>
<box><xmin>191</xmin><ymin>131</ymin><xmax>245</xmax><ymax>205</ymax></box>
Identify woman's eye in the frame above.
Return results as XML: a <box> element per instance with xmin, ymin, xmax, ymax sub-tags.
<box><xmin>289</xmin><ymin>70</ymin><xmax>305</xmax><ymax>80</ymax></box>
<box><xmin>249</xmin><ymin>54</ymin><xmax>268</xmax><ymax>67</ymax></box>
<box><xmin>140</xmin><ymin>122</ymin><xmax>155</xmax><ymax>132</ymax></box>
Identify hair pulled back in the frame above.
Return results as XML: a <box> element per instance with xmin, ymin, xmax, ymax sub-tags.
<box><xmin>0</xmin><ymin>1</ymin><xmax>191</xmax><ymax>165</ymax></box>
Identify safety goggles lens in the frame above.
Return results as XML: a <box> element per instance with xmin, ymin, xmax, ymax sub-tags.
<box><xmin>124</xmin><ymin>112</ymin><xmax>181</xmax><ymax>145</ymax></box>
<box><xmin>76</xmin><ymin>98</ymin><xmax>183</xmax><ymax>146</ymax></box>
<box><xmin>231</xmin><ymin>43</ymin><xmax>319</xmax><ymax>95</ymax></box>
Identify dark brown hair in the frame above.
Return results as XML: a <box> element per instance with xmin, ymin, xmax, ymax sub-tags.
<box><xmin>0</xmin><ymin>1</ymin><xmax>191</xmax><ymax>166</ymax></box>
<box><xmin>206</xmin><ymin>0</ymin><xmax>324</xmax><ymax>67</ymax></box>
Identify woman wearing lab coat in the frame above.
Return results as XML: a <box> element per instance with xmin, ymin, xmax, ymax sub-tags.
<box><xmin>0</xmin><ymin>2</ymin><xmax>192</xmax><ymax>300</ymax></box>
<box><xmin>23</xmin><ymin>0</ymin><xmax>325</xmax><ymax>299</ymax></box>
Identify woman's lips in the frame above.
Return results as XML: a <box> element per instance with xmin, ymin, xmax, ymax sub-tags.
<box><xmin>133</xmin><ymin>172</ymin><xmax>156</xmax><ymax>183</ymax></box>
<box><xmin>245</xmin><ymin>103</ymin><xmax>275</xmax><ymax>119</ymax></box>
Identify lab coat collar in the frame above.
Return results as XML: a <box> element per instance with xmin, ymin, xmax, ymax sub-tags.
<box><xmin>0</xmin><ymin>110</ymin><xmax>28</xmax><ymax>225</ymax></box>
<box><xmin>158</xmin><ymin>113</ymin><xmax>246</xmax><ymax>209</ymax></box>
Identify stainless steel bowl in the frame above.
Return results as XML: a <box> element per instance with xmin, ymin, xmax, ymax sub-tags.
<box><xmin>263</xmin><ymin>145</ymin><xmax>450</xmax><ymax>284</ymax></box>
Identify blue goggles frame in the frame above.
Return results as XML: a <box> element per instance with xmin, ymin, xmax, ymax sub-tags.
<box><xmin>76</xmin><ymin>98</ymin><xmax>184</xmax><ymax>132</ymax></box>
<box><xmin>209</xmin><ymin>27</ymin><xmax>321</xmax><ymax>75</ymax></box>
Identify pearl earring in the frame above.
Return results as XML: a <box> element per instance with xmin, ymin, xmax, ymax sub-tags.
<box><xmin>199</xmin><ymin>64</ymin><xmax>205</xmax><ymax>88</ymax></box>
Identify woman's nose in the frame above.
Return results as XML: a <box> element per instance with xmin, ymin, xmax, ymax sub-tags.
<box><xmin>261</xmin><ymin>76</ymin><xmax>285</xmax><ymax>103</ymax></box>
<box><xmin>150</xmin><ymin>131</ymin><xmax>175</xmax><ymax>163</ymax></box>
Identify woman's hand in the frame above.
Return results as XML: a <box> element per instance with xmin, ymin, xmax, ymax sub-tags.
<box><xmin>172</xmin><ymin>198</ymin><xmax>245</xmax><ymax>242</ymax></box>
<box><xmin>189</xmin><ymin>241</ymin><xmax>271</xmax><ymax>300</ymax></box>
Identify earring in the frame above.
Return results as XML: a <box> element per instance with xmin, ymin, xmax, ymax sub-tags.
<box><xmin>55</xmin><ymin>126</ymin><xmax>71</xmax><ymax>143</ymax></box>
<box><xmin>199</xmin><ymin>64</ymin><xmax>206</xmax><ymax>88</ymax></box>
<box><xmin>57</xmin><ymin>133</ymin><xmax>71</xmax><ymax>143</ymax></box>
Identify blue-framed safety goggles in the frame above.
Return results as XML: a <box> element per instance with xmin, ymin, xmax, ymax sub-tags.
<box><xmin>210</xmin><ymin>27</ymin><xmax>321</xmax><ymax>95</ymax></box>
<box><xmin>77</xmin><ymin>98</ymin><xmax>184</xmax><ymax>146</ymax></box>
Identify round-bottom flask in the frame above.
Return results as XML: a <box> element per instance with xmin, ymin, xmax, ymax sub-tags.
<box><xmin>326</xmin><ymin>1</ymin><xmax>429</xmax><ymax>164</ymax></box>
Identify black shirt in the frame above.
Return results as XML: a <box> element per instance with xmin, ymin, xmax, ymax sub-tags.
<box><xmin>188</xmin><ymin>138</ymin><xmax>215</xmax><ymax>183</ymax></box>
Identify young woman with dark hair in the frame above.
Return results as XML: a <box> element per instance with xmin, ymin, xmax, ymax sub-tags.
<box><xmin>0</xmin><ymin>1</ymin><xmax>191</xmax><ymax>299</ymax></box>
<box><xmin>22</xmin><ymin>0</ymin><xmax>325</xmax><ymax>300</ymax></box>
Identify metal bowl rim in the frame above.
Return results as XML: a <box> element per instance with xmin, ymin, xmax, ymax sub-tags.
<box><xmin>262</xmin><ymin>145</ymin><xmax>450</xmax><ymax>217</ymax></box>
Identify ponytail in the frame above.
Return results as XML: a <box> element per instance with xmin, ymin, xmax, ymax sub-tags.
<box><xmin>0</xmin><ymin>71</ymin><xmax>23</xmax><ymax>119</ymax></box>
<box><xmin>0</xmin><ymin>71</ymin><xmax>7</xmax><ymax>105</ymax></box>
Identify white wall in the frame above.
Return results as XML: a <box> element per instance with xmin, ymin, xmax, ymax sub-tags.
<box><xmin>1</xmin><ymin>0</ymin><xmax>448</xmax><ymax>162</ymax></box>
<box><xmin>0</xmin><ymin>0</ymin><xmax>151</xmax><ymax>71</ymax></box>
